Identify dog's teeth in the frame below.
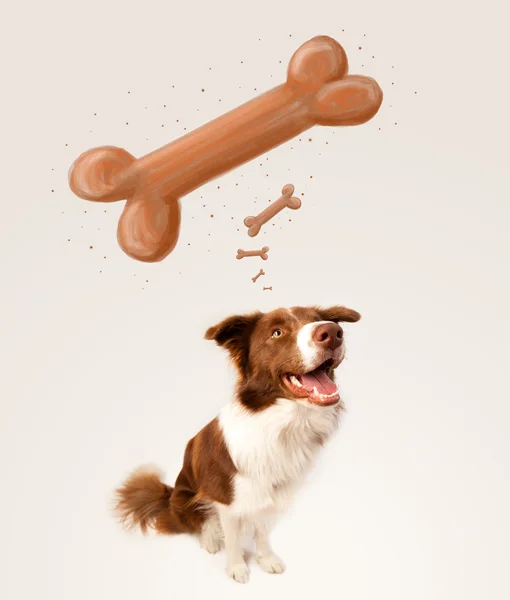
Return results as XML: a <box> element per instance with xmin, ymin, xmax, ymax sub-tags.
<box><xmin>290</xmin><ymin>375</ymin><xmax>302</xmax><ymax>388</ymax></box>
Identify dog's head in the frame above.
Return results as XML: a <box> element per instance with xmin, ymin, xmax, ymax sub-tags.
<box><xmin>205</xmin><ymin>305</ymin><xmax>360</xmax><ymax>410</ymax></box>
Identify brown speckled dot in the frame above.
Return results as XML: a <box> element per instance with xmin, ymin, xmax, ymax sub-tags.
<box><xmin>210</xmin><ymin>214</ymin><xmax>214</xmax><ymax>218</ymax></box>
<box><xmin>51</xmin><ymin>189</ymin><xmax>54</xmax><ymax>192</ymax></box>
<box><xmin>89</xmin><ymin>246</ymin><xmax>93</xmax><ymax>249</ymax></box>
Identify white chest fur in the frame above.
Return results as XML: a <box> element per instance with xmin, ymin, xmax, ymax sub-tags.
<box><xmin>218</xmin><ymin>398</ymin><xmax>341</xmax><ymax>516</ymax></box>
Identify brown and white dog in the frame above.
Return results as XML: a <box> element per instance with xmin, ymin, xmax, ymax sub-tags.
<box><xmin>115</xmin><ymin>305</ymin><xmax>360</xmax><ymax>583</ymax></box>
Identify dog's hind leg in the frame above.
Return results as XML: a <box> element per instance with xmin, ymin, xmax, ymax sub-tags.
<box><xmin>199</xmin><ymin>510</ymin><xmax>223</xmax><ymax>554</ymax></box>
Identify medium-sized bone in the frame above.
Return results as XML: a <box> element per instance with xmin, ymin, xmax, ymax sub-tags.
<box><xmin>236</xmin><ymin>246</ymin><xmax>270</xmax><ymax>260</ymax></box>
<box><xmin>252</xmin><ymin>269</ymin><xmax>265</xmax><ymax>283</ymax></box>
<box><xmin>263</xmin><ymin>286</ymin><xmax>273</xmax><ymax>291</ymax></box>
<box><xmin>244</xmin><ymin>185</ymin><xmax>301</xmax><ymax>237</ymax></box>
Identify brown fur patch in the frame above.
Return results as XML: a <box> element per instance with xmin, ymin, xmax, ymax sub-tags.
<box><xmin>115</xmin><ymin>419</ymin><xmax>236</xmax><ymax>535</ymax></box>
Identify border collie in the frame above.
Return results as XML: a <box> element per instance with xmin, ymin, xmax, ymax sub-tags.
<box><xmin>115</xmin><ymin>305</ymin><xmax>360</xmax><ymax>583</ymax></box>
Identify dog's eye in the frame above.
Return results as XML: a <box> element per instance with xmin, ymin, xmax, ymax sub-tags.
<box><xmin>272</xmin><ymin>329</ymin><xmax>283</xmax><ymax>339</ymax></box>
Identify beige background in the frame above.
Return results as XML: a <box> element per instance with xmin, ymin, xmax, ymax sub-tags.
<box><xmin>1</xmin><ymin>0</ymin><xmax>509</xmax><ymax>598</ymax></box>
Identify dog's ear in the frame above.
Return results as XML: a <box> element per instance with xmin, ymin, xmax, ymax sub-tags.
<box><xmin>317</xmin><ymin>305</ymin><xmax>361</xmax><ymax>323</ymax></box>
<box><xmin>205</xmin><ymin>312</ymin><xmax>262</xmax><ymax>372</ymax></box>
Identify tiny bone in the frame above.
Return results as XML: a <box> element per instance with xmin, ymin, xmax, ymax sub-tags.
<box><xmin>252</xmin><ymin>269</ymin><xmax>265</xmax><ymax>283</ymax></box>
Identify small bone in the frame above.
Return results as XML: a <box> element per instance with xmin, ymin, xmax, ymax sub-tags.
<box><xmin>263</xmin><ymin>286</ymin><xmax>273</xmax><ymax>291</ymax></box>
<box><xmin>244</xmin><ymin>185</ymin><xmax>301</xmax><ymax>237</ymax></box>
<box><xmin>236</xmin><ymin>246</ymin><xmax>269</xmax><ymax>260</ymax></box>
<box><xmin>68</xmin><ymin>36</ymin><xmax>382</xmax><ymax>263</ymax></box>
<box><xmin>252</xmin><ymin>269</ymin><xmax>265</xmax><ymax>283</ymax></box>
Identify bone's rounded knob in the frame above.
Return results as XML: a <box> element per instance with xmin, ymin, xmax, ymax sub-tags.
<box><xmin>287</xmin><ymin>197</ymin><xmax>302</xmax><ymax>210</ymax></box>
<box><xmin>69</xmin><ymin>146</ymin><xmax>135</xmax><ymax>202</ymax></box>
<box><xmin>117</xmin><ymin>192</ymin><xmax>181</xmax><ymax>262</ymax></box>
<box><xmin>287</xmin><ymin>36</ymin><xmax>348</xmax><ymax>90</ymax></box>
<box><xmin>312</xmin><ymin>75</ymin><xmax>383</xmax><ymax>126</ymax></box>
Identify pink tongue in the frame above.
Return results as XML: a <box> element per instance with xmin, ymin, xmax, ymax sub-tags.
<box><xmin>299</xmin><ymin>369</ymin><xmax>337</xmax><ymax>395</ymax></box>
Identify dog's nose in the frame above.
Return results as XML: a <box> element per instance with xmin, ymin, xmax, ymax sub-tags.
<box><xmin>313</xmin><ymin>323</ymin><xmax>343</xmax><ymax>350</ymax></box>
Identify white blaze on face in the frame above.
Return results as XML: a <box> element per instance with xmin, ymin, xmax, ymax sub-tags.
<box><xmin>296</xmin><ymin>321</ymin><xmax>334</xmax><ymax>371</ymax></box>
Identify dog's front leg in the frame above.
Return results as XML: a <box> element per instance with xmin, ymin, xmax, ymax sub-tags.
<box><xmin>217</xmin><ymin>506</ymin><xmax>249</xmax><ymax>584</ymax></box>
<box><xmin>253</xmin><ymin>516</ymin><xmax>286</xmax><ymax>574</ymax></box>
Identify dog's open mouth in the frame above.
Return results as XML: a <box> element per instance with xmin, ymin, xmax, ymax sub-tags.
<box><xmin>282</xmin><ymin>359</ymin><xmax>340</xmax><ymax>406</ymax></box>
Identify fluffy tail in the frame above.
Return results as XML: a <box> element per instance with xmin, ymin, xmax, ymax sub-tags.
<box><xmin>114</xmin><ymin>466</ymin><xmax>180</xmax><ymax>535</ymax></box>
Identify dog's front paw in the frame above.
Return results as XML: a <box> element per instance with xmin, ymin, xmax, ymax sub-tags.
<box><xmin>226</xmin><ymin>563</ymin><xmax>250</xmax><ymax>584</ymax></box>
<box><xmin>257</xmin><ymin>554</ymin><xmax>286</xmax><ymax>574</ymax></box>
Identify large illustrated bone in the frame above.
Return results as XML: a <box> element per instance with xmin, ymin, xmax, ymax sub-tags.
<box><xmin>68</xmin><ymin>35</ymin><xmax>383</xmax><ymax>263</ymax></box>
